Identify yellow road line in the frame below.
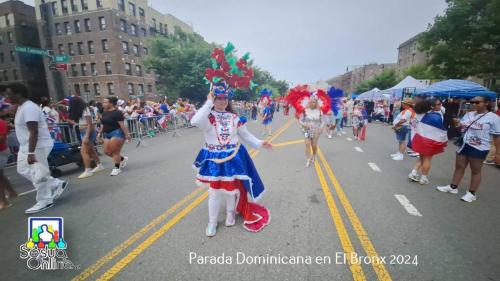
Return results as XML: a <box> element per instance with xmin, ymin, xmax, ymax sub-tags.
<box><xmin>96</xmin><ymin>192</ymin><xmax>209</xmax><ymax>281</ymax></box>
<box><xmin>90</xmin><ymin>118</ymin><xmax>294</xmax><ymax>280</ymax></box>
<box><xmin>273</xmin><ymin>139</ymin><xmax>304</xmax><ymax>148</ymax></box>
<box><xmin>71</xmin><ymin>187</ymin><xmax>205</xmax><ymax>281</ymax></box>
<box><xmin>313</xmin><ymin>159</ymin><xmax>367</xmax><ymax>281</ymax></box>
<box><xmin>318</xmin><ymin>149</ymin><xmax>392</xmax><ymax>281</ymax></box>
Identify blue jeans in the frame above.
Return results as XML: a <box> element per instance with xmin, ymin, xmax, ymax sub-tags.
<box><xmin>103</xmin><ymin>129</ymin><xmax>125</xmax><ymax>140</ymax></box>
<box><xmin>395</xmin><ymin>126</ymin><xmax>409</xmax><ymax>142</ymax></box>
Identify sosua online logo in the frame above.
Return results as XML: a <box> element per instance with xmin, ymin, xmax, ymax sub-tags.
<box><xmin>19</xmin><ymin>217</ymin><xmax>79</xmax><ymax>270</ymax></box>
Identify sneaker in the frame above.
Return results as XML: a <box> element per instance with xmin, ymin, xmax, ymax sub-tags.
<box><xmin>78</xmin><ymin>171</ymin><xmax>93</xmax><ymax>179</ymax></box>
<box><xmin>306</xmin><ymin>159</ymin><xmax>312</xmax><ymax>168</ymax></box>
<box><xmin>328</xmin><ymin>134</ymin><xmax>332</xmax><ymax>139</ymax></box>
<box><xmin>53</xmin><ymin>181</ymin><xmax>68</xmax><ymax>200</ymax></box>
<box><xmin>120</xmin><ymin>156</ymin><xmax>128</xmax><ymax>168</ymax></box>
<box><xmin>25</xmin><ymin>201</ymin><xmax>54</xmax><ymax>214</ymax></box>
<box><xmin>110</xmin><ymin>168</ymin><xmax>122</xmax><ymax>176</ymax></box>
<box><xmin>408</xmin><ymin>152</ymin><xmax>420</xmax><ymax>157</ymax></box>
<box><xmin>206</xmin><ymin>223</ymin><xmax>217</xmax><ymax>237</ymax></box>
<box><xmin>392</xmin><ymin>153</ymin><xmax>404</xmax><ymax>161</ymax></box>
<box><xmin>225</xmin><ymin>212</ymin><xmax>236</xmax><ymax>227</ymax></box>
<box><xmin>408</xmin><ymin>173</ymin><xmax>420</xmax><ymax>182</ymax></box>
<box><xmin>483</xmin><ymin>160</ymin><xmax>495</xmax><ymax>165</ymax></box>
<box><xmin>436</xmin><ymin>185</ymin><xmax>458</xmax><ymax>194</ymax></box>
<box><xmin>461</xmin><ymin>191</ymin><xmax>477</xmax><ymax>202</ymax></box>
<box><xmin>419</xmin><ymin>176</ymin><xmax>429</xmax><ymax>185</ymax></box>
<box><xmin>391</xmin><ymin>152</ymin><xmax>400</xmax><ymax>158</ymax></box>
<box><xmin>91</xmin><ymin>163</ymin><xmax>105</xmax><ymax>173</ymax></box>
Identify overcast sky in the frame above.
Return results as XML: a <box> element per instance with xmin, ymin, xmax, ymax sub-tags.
<box><xmin>17</xmin><ymin>0</ymin><xmax>447</xmax><ymax>84</ymax></box>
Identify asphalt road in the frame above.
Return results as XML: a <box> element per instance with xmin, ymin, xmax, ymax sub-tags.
<box><xmin>1</xmin><ymin>113</ymin><xmax>499</xmax><ymax>281</ymax></box>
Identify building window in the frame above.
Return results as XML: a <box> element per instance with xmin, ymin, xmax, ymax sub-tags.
<box><xmin>107</xmin><ymin>83</ymin><xmax>114</xmax><ymax>95</ymax></box>
<box><xmin>96</xmin><ymin>0</ymin><xmax>103</xmax><ymax>8</ymax></box>
<box><xmin>105</xmin><ymin>62</ymin><xmax>112</xmax><ymax>74</ymax></box>
<box><xmin>99</xmin><ymin>16</ymin><xmax>106</xmax><ymax>30</ymax></box>
<box><xmin>0</xmin><ymin>53</ymin><xmax>4</xmax><ymax>63</ymax></box>
<box><xmin>3</xmin><ymin>70</ymin><xmax>8</xmax><ymax>81</ymax></box>
<box><xmin>84</xmin><ymin>18</ymin><xmax>91</xmax><ymax>32</ymax></box>
<box><xmin>101</xmin><ymin>39</ymin><xmax>109</xmax><ymax>52</ymax></box>
<box><xmin>64</xmin><ymin>22</ymin><xmax>71</xmax><ymax>35</ymax></box>
<box><xmin>133</xmin><ymin>45</ymin><xmax>139</xmax><ymax>56</ymax></box>
<box><xmin>0</xmin><ymin>35</ymin><xmax>3</xmax><ymax>44</ymax></box>
<box><xmin>58</xmin><ymin>44</ymin><xmax>64</xmax><ymax>55</ymax></box>
<box><xmin>74</xmin><ymin>20</ymin><xmax>81</xmax><ymax>33</ymax></box>
<box><xmin>74</xmin><ymin>84</ymin><xmax>81</xmax><ymax>94</ymax></box>
<box><xmin>51</xmin><ymin>2</ymin><xmax>58</xmax><ymax>16</ymax></box>
<box><xmin>159</xmin><ymin>23</ymin><xmax>163</xmax><ymax>34</ymax></box>
<box><xmin>91</xmin><ymin>63</ymin><xmax>97</xmax><ymax>75</ymax></box>
<box><xmin>10</xmin><ymin>51</ymin><xmax>15</xmax><ymax>61</ymax></box>
<box><xmin>7</xmin><ymin>32</ymin><xmax>13</xmax><ymax>43</ymax></box>
<box><xmin>81</xmin><ymin>0</ymin><xmax>88</xmax><ymax>10</ymax></box>
<box><xmin>120</xmin><ymin>19</ymin><xmax>127</xmax><ymax>32</ymax></box>
<box><xmin>81</xmin><ymin>63</ymin><xmax>87</xmax><ymax>76</ymax></box>
<box><xmin>87</xmin><ymin>41</ymin><xmax>94</xmax><ymax>54</ymax></box>
<box><xmin>70</xmin><ymin>0</ymin><xmax>77</xmax><ymax>12</ymax></box>
<box><xmin>75</xmin><ymin>69</ymin><xmax>84</xmax><ymax>80</ymax></box>
<box><xmin>55</xmin><ymin>23</ymin><xmax>62</xmax><ymax>35</ymax></box>
<box><xmin>130</xmin><ymin>24</ymin><xmax>137</xmax><ymax>36</ymax></box>
<box><xmin>163</xmin><ymin>23</ymin><xmax>168</xmax><ymax>34</ymax></box>
<box><xmin>127</xmin><ymin>83</ymin><xmax>134</xmax><ymax>95</ymax></box>
<box><xmin>152</xmin><ymin>18</ymin><xmax>156</xmax><ymax>29</ymax></box>
<box><xmin>118</xmin><ymin>0</ymin><xmax>125</xmax><ymax>11</ymax></box>
<box><xmin>143</xmin><ymin>47</ymin><xmax>148</xmax><ymax>55</ymax></box>
<box><xmin>128</xmin><ymin>2</ymin><xmax>136</xmax><ymax>16</ymax></box>
<box><xmin>125</xmin><ymin>63</ymin><xmax>131</xmax><ymax>75</ymax></box>
<box><xmin>147</xmin><ymin>84</ymin><xmax>152</xmax><ymax>93</ymax></box>
<box><xmin>77</xmin><ymin>42</ymin><xmax>84</xmax><ymax>55</ymax></box>
<box><xmin>83</xmin><ymin>83</ymin><xmax>90</xmax><ymax>94</ymax></box>
<box><xmin>138</xmin><ymin>84</ymin><xmax>144</xmax><ymax>95</ymax></box>
<box><xmin>141</xmin><ymin>28</ymin><xmax>146</xmax><ymax>37</ymax></box>
<box><xmin>94</xmin><ymin>83</ymin><xmax>101</xmax><ymax>96</ymax></box>
<box><xmin>135</xmin><ymin>65</ymin><xmax>142</xmax><ymax>76</ymax></box>
<box><xmin>68</xmin><ymin>43</ymin><xmax>75</xmax><ymax>55</ymax></box>
<box><xmin>139</xmin><ymin>7</ymin><xmax>145</xmax><ymax>18</ymax></box>
<box><xmin>13</xmin><ymin>69</ymin><xmax>18</xmax><ymax>80</ymax></box>
<box><xmin>61</xmin><ymin>0</ymin><xmax>69</xmax><ymax>14</ymax></box>
<box><xmin>122</xmin><ymin>41</ymin><xmax>129</xmax><ymax>54</ymax></box>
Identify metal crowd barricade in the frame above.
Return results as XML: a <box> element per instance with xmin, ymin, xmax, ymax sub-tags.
<box><xmin>50</xmin><ymin>122</ymin><xmax>80</xmax><ymax>146</ymax></box>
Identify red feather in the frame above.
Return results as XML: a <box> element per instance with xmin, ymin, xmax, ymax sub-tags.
<box><xmin>315</xmin><ymin>89</ymin><xmax>332</xmax><ymax>114</ymax></box>
<box><xmin>285</xmin><ymin>85</ymin><xmax>310</xmax><ymax>119</ymax></box>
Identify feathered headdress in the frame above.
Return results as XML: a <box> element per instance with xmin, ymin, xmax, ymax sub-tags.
<box><xmin>259</xmin><ymin>88</ymin><xmax>272</xmax><ymax>105</ymax></box>
<box><xmin>327</xmin><ymin>87</ymin><xmax>344</xmax><ymax>116</ymax></box>
<box><xmin>204</xmin><ymin>42</ymin><xmax>257</xmax><ymax>98</ymax></box>
<box><xmin>285</xmin><ymin>85</ymin><xmax>331</xmax><ymax>118</ymax></box>
<box><xmin>212</xmin><ymin>81</ymin><xmax>234</xmax><ymax>99</ymax></box>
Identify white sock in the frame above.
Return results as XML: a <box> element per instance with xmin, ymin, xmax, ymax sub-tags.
<box><xmin>411</xmin><ymin>169</ymin><xmax>418</xmax><ymax>176</ymax></box>
<box><xmin>226</xmin><ymin>193</ymin><xmax>236</xmax><ymax>214</ymax></box>
<box><xmin>420</xmin><ymin>175</ymin><xmax>428</xmax><ymax>180</ymax></box>
<box><xmin>85</xmin><ymin>168</ymin><xmax>92</xmax><ymax>173</ymax></box>
<box><xmin>208</xmin><ymin>190</ymin><xmax>222</xmax><ymax>224</ymax></box>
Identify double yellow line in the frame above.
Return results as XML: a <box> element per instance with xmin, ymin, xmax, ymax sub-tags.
<box><xmin>73</xmin><ymin>118</ymin><xmax>294</xmax><ymax>281</ymax></box>
<box><xmin>313</xmin><ymin>148</ymin><xmax>392</xmax><ymax>281</ymax></box>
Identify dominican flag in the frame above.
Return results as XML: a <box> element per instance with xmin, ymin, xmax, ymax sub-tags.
<box><xmin>411</xmin><ymin>112</ymin><xmax>448</xmax><ymax>156</ymax></box>
<box><xmin>157</xmin><ymin>115</ymin><xmax>168</xmax><ymax>129</ymax></box>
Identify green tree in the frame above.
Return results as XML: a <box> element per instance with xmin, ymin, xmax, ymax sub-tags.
<box><xmin>419</xmin><ymin>0</ymin><xmax>500</xmax><ymax>91</ymax></box>
<box><xmin>356</xmin><ymin>70</ymin><xmax>398</xmax><ymax>93</ymax></box>
<box><xmin>400</xmin><ymin>64</ymin><xmax>439</xmax><ymax>80</ymax></box>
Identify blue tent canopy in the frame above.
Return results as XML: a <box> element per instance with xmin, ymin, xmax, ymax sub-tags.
<box><xmin>415</xmin><ymin>79</ymin><xmax>497</xmax><ymax>100</ymax></box>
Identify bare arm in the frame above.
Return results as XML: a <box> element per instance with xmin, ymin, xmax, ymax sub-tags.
<box><xmin>26</xmin><ymin>121</ymin><xmax>38</xmax><ymax>164</ymax></box>
<box><xmin>118</xmin><ymin>121</ymin><xmax>130</xmax><ymax>141</ymax></box>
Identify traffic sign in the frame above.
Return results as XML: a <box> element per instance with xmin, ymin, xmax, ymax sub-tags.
<box><xmin>53</xmin><ymin>55</ymin><xmax>70</xmax><ymax>63</ymax></box>
<box><xmin>14</xmin><ymin>45</ymin><xmax>49</xmax><ymax>56</ymax></box>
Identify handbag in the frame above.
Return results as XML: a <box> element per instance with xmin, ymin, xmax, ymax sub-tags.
<box><xmin>453</xmin><ymin>113</ymin><xmax>488</xmax><ymax>147</ymax></box>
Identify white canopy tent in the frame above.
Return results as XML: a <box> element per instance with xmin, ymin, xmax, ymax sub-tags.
<box><xmin>380</xmin><ymin>76</ymin><xmax>428</xmax><ymax>98</ymax></box>
<box><xmin>356</xmin><ymin>88</ymin><xmax>388</xmax><ymax>101</ymax></box>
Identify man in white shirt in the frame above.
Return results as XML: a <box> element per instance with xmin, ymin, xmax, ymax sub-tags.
<box><xmin>7</xmin><ymin>83</ymin><xmax>68</xmax><ymax>214</ymax></box>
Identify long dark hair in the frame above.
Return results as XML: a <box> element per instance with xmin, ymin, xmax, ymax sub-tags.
<box><xmin>69</xmin><ymin>96</ymin><xmax>87</xmax><ymax>122</ymax></box>
<box><xmin>414</xmin><ymin>99</ymin><xmax>432</xmax><ymax>114</ymax></box>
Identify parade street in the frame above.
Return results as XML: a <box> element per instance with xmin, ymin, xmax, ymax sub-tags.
<box><xmin>1</xmin><ymin>113</ymin><xmax>499</xmax><ymax>281</ymax></box>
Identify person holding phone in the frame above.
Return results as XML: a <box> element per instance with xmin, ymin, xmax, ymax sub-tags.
<box><xmin>436</xmin><ymin>96</ymin><xmax>500</xmax><ymax>202</ymax></box>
